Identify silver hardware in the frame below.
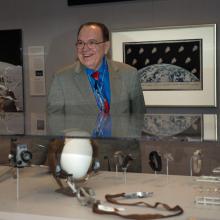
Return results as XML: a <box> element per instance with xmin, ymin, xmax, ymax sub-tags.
<box><xmin>195</xmin><ymin>196</ymin><xmax>220</xmax><ymax>205</ymax></box>
<box><xmin>196</xmin><ymin>176</ymin><xmax>220</xmax><ymax>183</ymax></box>
<box><xmin>212</xmin><ymin>166</ymin><xmax>220</xmax><ymax>174</ymax></box>
<box><xmin>76</xmin><ymin>187</ymin><xmax>96</xmax><ymax>206</ymax></box>
<box><xmin>124</xmin><ymin>191</ymin><xmax>153</xmax><ymax>199</ymax></box>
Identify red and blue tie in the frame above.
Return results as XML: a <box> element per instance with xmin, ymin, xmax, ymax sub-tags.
<box><xmin>91</xmin><ymin>71</ymin><xmax>110</xmax><ymax>113</ymax></box>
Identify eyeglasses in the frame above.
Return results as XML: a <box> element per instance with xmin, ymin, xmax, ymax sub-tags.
<box><xmin>76</xmin><ymin>40</ymin><xmax>106</xmax><ymax>50</ymax></box>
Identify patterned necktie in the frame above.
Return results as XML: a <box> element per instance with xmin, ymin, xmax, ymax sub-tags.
<box><xmin>91</xmin><ymin>71</ymin><xmax>110</xmax><ymax>113</ymax></box>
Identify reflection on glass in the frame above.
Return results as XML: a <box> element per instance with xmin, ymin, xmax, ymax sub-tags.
<box><xmin>142</xmin><ymin>114</ymin><xmax>202</xmax><ymax>141</ymax></box>
<box><xmin>0</xmin><ymin>110</ymin><xmax>218</xmax><ymax>143</ymax></box>
<box><xmin>47</xmin><ymin>113</ymin><xmax>144</xmax><ymax>139</ymax></box>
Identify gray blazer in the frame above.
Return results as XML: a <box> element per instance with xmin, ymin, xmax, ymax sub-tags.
<box><xmin>47</xmin><ymin>59</ymin><xmax>145</xmax><ymax>115</ymax></box>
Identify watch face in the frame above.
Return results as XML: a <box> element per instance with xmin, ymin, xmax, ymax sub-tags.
<box><xmin>149</xmin><ymin>151</ymin><xmax>162</xmax><ymax>172</ymax></box>
<box><xmin>122</xmin><ymin>154</ymin><xmax>133</xmax><ymax>169</ymax></box>
<box><xmin>21</xmin><ymin>151</ymin><xmax>32</xmax><ymax>162</ymax></box>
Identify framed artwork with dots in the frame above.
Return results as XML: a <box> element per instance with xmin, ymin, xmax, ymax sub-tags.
<box><xmin>112</xmin><ymin>24</ymin><xmax>216</xmax><ymax>107</ymax></box>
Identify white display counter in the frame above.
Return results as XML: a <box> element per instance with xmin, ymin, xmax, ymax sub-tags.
<box><xmin>0</xmin><ymin>166</ymin><xmax>219</xmax><ymax>220</ymax></box>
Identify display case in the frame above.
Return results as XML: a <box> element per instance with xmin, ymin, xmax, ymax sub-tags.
<box><xmin>0</xmin><ymin>111</ymin><xmax>220</xmax><ymax>220</ymax></box>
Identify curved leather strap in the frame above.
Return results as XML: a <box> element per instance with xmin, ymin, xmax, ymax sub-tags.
<box><xmin>92</xmin><ymin>193</ymin><xmax>183</xmax><ymax>220</ymax></box>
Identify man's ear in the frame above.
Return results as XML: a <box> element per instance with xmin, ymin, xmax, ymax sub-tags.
<box><xmin>104</xmin><ymin>41</ymin><xmax>111</xmax><ymax>55</ymax></box>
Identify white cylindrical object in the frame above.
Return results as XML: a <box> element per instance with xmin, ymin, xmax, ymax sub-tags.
<box><xmin>60</xmin><ymin>138</ymin><xmax>93</xmax><ymax>180</ymax></box>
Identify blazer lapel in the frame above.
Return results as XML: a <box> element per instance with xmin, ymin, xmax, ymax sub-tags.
<box><xmin>108</xmin><ymin>60</ymin><xmax>122</xmax><ymax>105</ymax></box>
<box><xmin>71</xmin><ymin>59</ymin><xmax>123</xmax><ymax>112</ymax></box>
<box><xmin>73</xmin><ymin>61</ymin><xmax>96</xmax><ymax>106</ymax></box>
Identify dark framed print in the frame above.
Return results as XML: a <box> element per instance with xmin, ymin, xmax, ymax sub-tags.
<box><xmin>112</xmin><ymin>24</ymin><xmax>216</xmax><ymax>107</ymax></box>
<box><xmin>124</xmin><ymin>39</ymin><xmax>202</xmax><ymax>91</ymax></box>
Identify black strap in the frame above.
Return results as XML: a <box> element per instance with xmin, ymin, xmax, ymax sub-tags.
<box><xmin>149</xmin><ymin>151</ymin><xmax>162</xmax><ymax>172</ymax></box>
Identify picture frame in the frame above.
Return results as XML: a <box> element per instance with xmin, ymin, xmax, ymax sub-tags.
<box><xmin>111</xmin><ymin>24</ymin><xmax>216</xmax><ymax>107</ymax></box>
<box><xmin>0</xmin><ymin>29</ymin><xmax>24</xmax><ymax>134</ymax></box>
<box><xmin>124</xmin><ymin>39</ymin><xmax>203</xmax><ymax>91</ymax></box>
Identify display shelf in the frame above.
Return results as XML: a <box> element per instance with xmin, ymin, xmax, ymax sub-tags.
<box><xmin>0</xmin><ymin>166</ymin><xmax>219</xmax><ymax>220</ymax></box>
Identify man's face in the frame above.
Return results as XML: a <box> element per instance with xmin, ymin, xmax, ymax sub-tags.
<box><xmin>76</xmin><ymin>25</ymin><xmax>110</xmax><ymax>70</ymax></box>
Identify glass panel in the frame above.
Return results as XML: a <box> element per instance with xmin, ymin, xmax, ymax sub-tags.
<box><xmin>0</xmin><ymin>111</ymin><xmax>218</xmax><ymax>142</ymax></box>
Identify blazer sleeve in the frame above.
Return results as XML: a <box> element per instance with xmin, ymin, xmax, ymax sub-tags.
<box><xmin>47</xmin><ymin>73</ymin><xmax>65</xmax><ymax>115</ymax></box>
<box><xmin>129</xmin><ymin>68</ymin><xmax>146</xmax><ymax>114</ymax></box>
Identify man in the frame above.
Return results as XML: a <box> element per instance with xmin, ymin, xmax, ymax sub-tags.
<box><xmin>47</xmin><ymin>22</ymin><xmax>145</xmax><ymax>115</ymax></box>
<box><xmin>47</xmin><ymin>23</ymin><xmax>144</xmax><ymax>176</ymax></box>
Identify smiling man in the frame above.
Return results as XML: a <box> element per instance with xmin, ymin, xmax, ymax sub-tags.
<box><xmin>47</xmin><ymin>22</ymin><xmax>145</xmax><ymax>115</ymax></box>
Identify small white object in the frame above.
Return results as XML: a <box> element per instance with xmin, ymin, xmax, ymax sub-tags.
<box><xmin>60</xmin><ymin>132</ymin><xmax>93</xmax><ymax>180</ymax></box>
<box><xmin>98</xmin><ymin>204</ymin><xmax>125</xmax><ymax>212</ymax></box>
<box><xmin>212</xmin><ymin>166</ymin><xmax>220</xmax><ymax>173</ymax></box>
<box><xmin>195</xmin><ymin>196</ymin><xmax>220</xmax><ymax>205</ymax></box>
<box><xmin>196</xmin><ymin>176</ymin><xmax>220</xmax><ymax>183</ymax></box>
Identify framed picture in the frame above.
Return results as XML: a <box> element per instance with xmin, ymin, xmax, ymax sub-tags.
<box><xmin>0</xmin><ymin>29</ymin><xmax>24</xmax><ymax>134</ymax></box>
<box><xmin>111</xmin><ymin>24</ymin><xmax>216</xmax><ymax>106</ymax></box>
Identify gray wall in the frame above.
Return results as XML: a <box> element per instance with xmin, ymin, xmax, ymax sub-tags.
<box><xmin>0</xmin><ymin>0</ymin><xmax>219</xmax><ymax>129</ymax></box>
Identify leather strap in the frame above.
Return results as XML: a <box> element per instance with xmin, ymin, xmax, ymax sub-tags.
<box><xmin>92</xmin><ymin>193</ymin><xmax>183</xmax><ymax>219</ymax></box>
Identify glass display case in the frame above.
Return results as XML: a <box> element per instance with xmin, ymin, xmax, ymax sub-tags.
<box><xmin>0</xmin><ymin>111</ymin><xmax>220</xmax><ymax>220</ymax></box>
